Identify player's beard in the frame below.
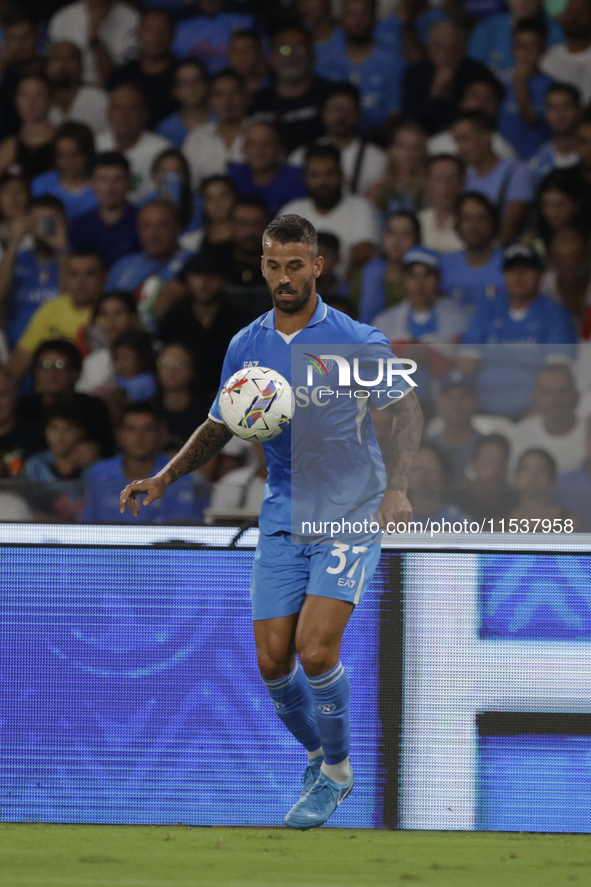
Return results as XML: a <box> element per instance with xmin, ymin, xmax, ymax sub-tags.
<box><xmin>271</xmin><ymin>275</ymin><xmax>314</xmax><ymax>314</ymax></box>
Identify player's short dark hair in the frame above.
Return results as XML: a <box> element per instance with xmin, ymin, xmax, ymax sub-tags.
<box><xmin>516</xmin><ymin>446</ymin><xmax>557</xmax><ymax>481</ymax></box>
<box><xmin>546</xmin><ymin>81</ymin><xmax>581</xmax><ymax>105</ymax></box>
<box><xmin>513</xmin><ymin>16</ymin><xmax>548</xmax><ymax>42</ymax></box>
<box><xmin>304</xmin><ymin>143</ymin><xmax>341</xmax><ymax>167</ymax></box>
<box><xmin>264</xmin><ymin>214</ymin><xmax>318</xmax><ymax>256</ymax></box>
<box><xmin>33</xmin><ymin>339</ymin><xmax>82</xmax><ymax>372</ymax></box>
<box><xmin>473</xmin><ymin>433</ymin><xmax>510</xmax><ymax>460</ymax></box>
<box><xmin>233</xmin><ymin>193</ymin><xmax>271</xmax><ymax>219</ymax></box>
<box><xmin>426</xmin><ymin>153</ymin><xmax>465</xmax><ymax>176</ymax></box>
<box><xmin>30</xmin><ymin>194</ymin><xmax>66</xmax><ymax>215</ymax></box>
<box><xmin>323</xmin><ymin>82</ymin><xmax>361</xmax><ymax>109</ymax></box>
<box><xmin>452</xmin><ymin>110</ymin><xmax>495</xmax><ymax>132</ymax></box>
<box><xmin>457</xmin><ymin>191</ymin><xmax>500</xmax><ymax>236</ymax></box>
<box><xmin>93</xmin><ymin>151</ymin><xmax>131</xmax><ymax>174</ymax></box>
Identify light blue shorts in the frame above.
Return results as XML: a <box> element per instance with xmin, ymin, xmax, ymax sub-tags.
<box><xmin>250</xmin><ymin>531</ymin><xmax>382</xmax><ymax>621</ymax></box>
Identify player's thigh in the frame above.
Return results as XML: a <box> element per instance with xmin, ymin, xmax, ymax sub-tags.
<box><xmin>307</xmin><ymin>538</ymin><xmax>382</xmax><ymax>609</ymax></box>
<box><xmin>250</xmin><ymin>532</ymin><xmax>310</xmax><ymax>621</ymax></box>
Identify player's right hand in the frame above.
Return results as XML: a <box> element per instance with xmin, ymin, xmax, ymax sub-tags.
<box><xmin>119</xmin><ymin>475</ymin><xmax>168</xmax><ymax>517</ymax></box>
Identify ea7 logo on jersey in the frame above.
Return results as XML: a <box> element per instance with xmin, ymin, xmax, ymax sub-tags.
<box><xmin>338</xmin><ymin>578</ymin><xmax>357</xmax><ymax>588</ymax></box>
<box><xmin>243</xmin><ymin>360</ymin><xmax>259</xmax><ymax>367</ymax></box>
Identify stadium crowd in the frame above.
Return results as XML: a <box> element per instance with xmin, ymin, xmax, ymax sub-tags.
<box><xmin>0</xmin><ymin>0</ymin><xmax>590</xmax><ymax>529</ymax></box>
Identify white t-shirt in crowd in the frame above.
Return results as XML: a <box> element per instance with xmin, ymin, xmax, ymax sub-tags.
<box><xmin>289</xmin><ymin>137</ymin><xmax>387</xmax><ymax>197</ymax></box>
<box><xmin>428</xmin><ymin>129</ymin><xmax>516</xmax><ymax>160</ymax></box>
<box><xmin>96</xmin><ymin>129</ymin><xmax>172</xmax><ymax>202</ymax></box>
<box><xmin>76</xmin><ymin>348</ymin><xmax>115</xmax><ymax>395</ymax></box>
<box><xmin>372</xmin><ymin>297</ymin><xmax>469</xmax><ymax>344</ymax></box>
<box><xmin>49</xmin><ymin>86</ymin><xmax>109</xmax><ymax>135</ymax></box>
<box><xmin>182</xmin><ymin>122</ymin><xmax>245</xmax><ymax>189</ymax></box>
<box><xmin>541</xmin><ymin>43</ymin><xmax>591</xmax><ymax>106</ymax></box>
<box><xmin>48</xmin><ymin>1</ymin><xmax>140</xmax><ymax>86</ymax></box>
<box><xmin>278</xmin><ymin>193</ymin><xmax>381</xmax><ymax>278</ymax></box>
<box><xmin>206</xmin><ymin>466</ymin><xmax>266</xmax><ymax>523</ymax></box>
<box><xmin>417</xmin><ymin>207</ymin><xmax>464</xmax><ymax>254</ymax></box>
<box><xmin>508</xmin><ymin>414</ymin><xmax>587</xmax><ymax>476</ymax></box>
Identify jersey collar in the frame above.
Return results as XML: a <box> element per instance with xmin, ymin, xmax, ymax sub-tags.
<box><xmin>260</xmin><ymin>294</ymin><xmax>328</xmax><ymax>330</ymax></box>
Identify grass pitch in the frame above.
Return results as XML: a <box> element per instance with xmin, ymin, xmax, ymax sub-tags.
<box><xmin>2</xmin><ymin>825</ymin><xmax>591</xmax><ymax>887</ymax></box>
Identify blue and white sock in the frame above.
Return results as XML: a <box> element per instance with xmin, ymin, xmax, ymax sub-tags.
<box><xmin>262</xmin><ymin>661</ymin><xmax>321</xmax><ymax>753</ymax></box>
<box><xmin>307</xmin><ymin>661</ymin><xmax>351</xmax><ymax>781</ymax></box>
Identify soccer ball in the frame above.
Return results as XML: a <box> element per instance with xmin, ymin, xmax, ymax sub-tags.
<box><xmin>219</xmin><ymin>367</ymin><xmax>294</xmax><ymax>442</ymax></box>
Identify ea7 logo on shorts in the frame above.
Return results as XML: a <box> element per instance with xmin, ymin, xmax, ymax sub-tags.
<box><xmin>317</xmin><ymin>703</ymin><xmax>336</xmax><ymax>714</ymax></box>
<box><xmin>243</xmin><ymin>360</ymin><xmax>259</xmax><ymax>367</ymax></box>
<box><xmin>274</xmin><ymin>701</ymin><xmax>286</xmax><ymax>710</ymax></box>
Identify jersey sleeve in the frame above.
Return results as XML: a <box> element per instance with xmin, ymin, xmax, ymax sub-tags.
<box><xmin>208</xmin><ymin>334</ymin><xmax>243</xmax><ymax>423</ymax></box>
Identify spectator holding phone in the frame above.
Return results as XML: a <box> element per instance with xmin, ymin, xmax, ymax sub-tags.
<box><xmin>0</xmin><ymin>195</ymin><xmax>67</xmax><ymax>348</ymax></box>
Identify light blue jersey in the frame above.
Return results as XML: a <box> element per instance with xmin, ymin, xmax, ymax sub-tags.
<box><xmin>313</xmin><ymin>42</ymin><xmax>404</xmax><ymax>132</ymax></box>
<box><xmin>440</xmin><ymin>247</ymin><xmax>505</xmax><ymax>312</ymax></box>
<box><xmin>209</xmin><ymin>295</ymin><xmax>413</xmax><ymax>538</ymax></box>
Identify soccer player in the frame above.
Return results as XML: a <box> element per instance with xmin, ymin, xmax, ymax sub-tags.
<box><xmin>119</xmin><ymin>214</ymin><xmax>423</xmax><ymax>828</ymax></box>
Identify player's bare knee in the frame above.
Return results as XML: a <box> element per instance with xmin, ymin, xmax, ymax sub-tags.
<box><xmin>257</xmin><ymin>651</ymin><xmax>294</xmax><ymax>682</ymax></box>
<box><xmin>298</xmin><ymin>646</ymin><xmax>336</xmax><ymax>678</ymax></box>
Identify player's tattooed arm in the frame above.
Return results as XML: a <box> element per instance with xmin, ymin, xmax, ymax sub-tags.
<box><xmin>386</xmin><ymin>389</ymin><xmax>423</xmax><ymax>492</ymax></box>
<box><xmin>375</xmin><ymin>389</ymin><xmax>422</xmax><ymax>529</ymax></box>
<box><xmin>159</xmin><ymin>418</ymin><xmax>233</xmax><ymax>483</ymax></box>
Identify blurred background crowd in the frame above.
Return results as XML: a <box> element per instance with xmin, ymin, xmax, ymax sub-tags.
<box><xmin>0</xmin><ymin>0</ymin><xmax>590</xmax><ymax>529</ymax></box>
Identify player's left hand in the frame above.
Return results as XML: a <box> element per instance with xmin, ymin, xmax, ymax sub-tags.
<box><xmin>376</xmin><ymin>490</ymin><xmax>412</xmax><ymax>530</ymax></box>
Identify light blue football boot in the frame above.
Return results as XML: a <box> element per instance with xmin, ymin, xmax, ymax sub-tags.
<box><xmin>284</xmin><ymin>767</ymin><xmax>354</xmax><ymax>830</ymax></box>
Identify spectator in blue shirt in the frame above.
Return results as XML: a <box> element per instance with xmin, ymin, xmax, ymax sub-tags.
<box><xmin>468</xmin><ymin>0</ymin><xmax>563</xmax><ymax>85</ymax></box>
<box><xmin>452</xmin><ymin>110</ymin><xmax>535</xmax><ymax>245</ymax></box>
<box><xmin>171</xmin><ymin>0</ymin><xmax>254</xmax><ymax>74</ymax></box>
<box><xmin>0</xmin><ymin>194</ymin><xmax>66</xmax><ymax>348</ymax></box>
<box><xmin>31</xmin><ymin>121</ymin><xmax>98</xmax><ymax>220</ymax></box>
<box><xmin>440</xmin><ymin>192</ymin><xmax>505</xmax><ymax>314</ymax></box>
<box><xmin>23</xmin><ymin>400</ymin><xmax>99</xmax><ymax>522</ymax></box>
<box><xmin>69</xmin><ymin>152</ymin><xmax>141</xmax><ymax>269</ymax></box>
<box><xmin>497</xmin><ymin>18</ymin><xmax>554</xmax><ymax>160</ymax></box>
<box><xmin>155</xmin><ymin>60</ymin><xmax>211</xmax><ymax>148</ymax></box>
<box><xmin>460</xmin><ymin>243</ymin><xmax>576</xmax><ymax>418</ymax></box>
<box><xmin>228</xmin><ymin>121</ymin><xmax>307</xmax><ymax>217</ymax></box>
<box><xmin>107</xmin><ymin>198</ymin><xmax>191</xmax><ymax>330</ymax></box>
<box><xmin>314</xmin><ymin>0</ymin><xmax>405</xmax><ymax>135</ymax></box>
<box><xmin>81</xmin><ymin>402</ymin><xmax>198</xmax><ymax>524</ymax></box>
<box><xmin>528</xmin><ymin>82</ymin><xmax>582</xmax><ymax>184</ymax></box>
